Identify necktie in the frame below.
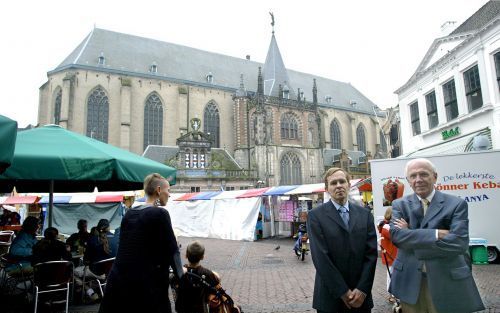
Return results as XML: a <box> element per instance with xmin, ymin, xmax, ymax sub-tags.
<box><xmin>421</xmin><ymin>198</ymin><xmax>430</xmax><ymax>273</ymax></box>
<box><xmin>422</xmin><ymin>198</ymin><xmax>430</xmax><ymax>215</ymax></box>
<box><xmin>339</xmin><ymin>206</ymin><xmax>349</xmax><ymax>228</ymax></box>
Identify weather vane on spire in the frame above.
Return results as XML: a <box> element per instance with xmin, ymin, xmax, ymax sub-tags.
<box><xmin>269</xmin><ymin>12</ymin><xmax>275</xmax><ymax>34</ymax></box>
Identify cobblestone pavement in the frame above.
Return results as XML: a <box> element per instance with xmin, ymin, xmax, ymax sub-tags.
<box><xmin>69</xmin><ymin>236</ymin><xmax>500</xmax><ymax>313</ymax></box>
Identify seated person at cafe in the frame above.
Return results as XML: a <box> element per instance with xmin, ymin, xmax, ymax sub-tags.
<box><xmin>32</xmin><ymin>227</ymin><xmax>72</xmax><ymax>265</ymax></box>
<box><xmin>0</xmin><ymin>206</ymin><xmax>21</xmax><ymax>226</ymax></box>
<box><xmin>85</xmin><ymin>219</ymin><xmax>117</xmax><ymax>266</ymax></box>
<box><xmin>74</xmin><ymin>219</ymin><xmax>116</xmax><ymax>301</ymax></box>
<box><xmin>66</xmin><ymin>219</ymin><xmax>91</xmax><ymax>254</ymax></box>
<box><xmin>175</xmin><ymin>240</ymin><xmax>221</xmax><ymax>313</ymax></box>
<box><xmin>7</xmin><ymin>216</ymin><xmax>39</xmax><ymax>272</ymax></box>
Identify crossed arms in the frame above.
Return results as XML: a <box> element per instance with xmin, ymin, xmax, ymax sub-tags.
<box><xmin>390</xmin><ymin>199</ymin><xmax>469</xmax><ymax>259</ymax></box>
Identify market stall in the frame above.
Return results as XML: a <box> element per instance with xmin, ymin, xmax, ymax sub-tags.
<box><xmin>37</xmin><ymin>192</ymin><xmax>130</xmax><ymax>235</ymax></box>
<box><xmin>169</xmin><ymin>184</ymin><xmax>330</xmax><ymax>240</ymax></box>
<box><xmin>0</xmin><ymin>195</ymin><xmax>40</xmax><ymax>231</ymax></box>
<box><xmin>350</xmin><ymin>177</ymin><xmax>373</xmax><ymax>205</ymax></box>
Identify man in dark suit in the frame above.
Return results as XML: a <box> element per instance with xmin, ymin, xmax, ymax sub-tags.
<box><xmin>390</xmin><ymin>158</ymin><xmax>484</xmax><ymax>313</ymax></box>
<box><xmin>308</xmin><ymin>167</ymin><xmax>377</xmax><ymax>313</ymax></box>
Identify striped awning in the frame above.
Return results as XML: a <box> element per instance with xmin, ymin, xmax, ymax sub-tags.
<box><xmin>236</xmin><ymin>187</ymin><xmax>271</xmax><ymax>198</ymax></box>
<box><xmin>190</xmin><ymin>191</ymin><xmax>222</xmax><ymax>200</ymax></box>
<box><xmin>174</xmin><ymin>192</ymin><xmax>201</xmax><ymax>201</ymax></box>
<box><xmin>211</xmin><ymin>190</ymin><xmax>248</xmax><ymax>199</ymax></box>
<box><xmin>1</xmin><ymin>196</ymin><xmax>39</xmax><ymax>205</ymax></box>
<box><xmin>284</xmin><ymin>183</ymin><xmax>325</xmax><ymax>195</ymax></box>
<box><xmin>38</xmin><ymin>194</ymin><xmax>124</xmax><ymax>204</ymax></box>
<box><xmin>172</xmin><ymin>184</ymin><xmax>328</xmax><ymax>201</ymax></box>
<box><xmin>264</xmin><ymin>185</ymin><xmax>300</xmax><ymax>196</ymax></box>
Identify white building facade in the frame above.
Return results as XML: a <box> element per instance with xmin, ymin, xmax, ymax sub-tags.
<box><xmin>396</xmin><ymin>1</ymin><xmax>500</xmax><ymax>156</ymax></box>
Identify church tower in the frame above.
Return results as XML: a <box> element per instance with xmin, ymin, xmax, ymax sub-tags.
<box><xmin>234</xmin><ymin>14</ymin><xmax>323</xmax><ymax>187</ymax></box>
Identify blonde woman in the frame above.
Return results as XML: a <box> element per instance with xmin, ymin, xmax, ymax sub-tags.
<box><xmin>99</xmin><ymin>173</ymin><xmax>184</xmax><ymax>313</ymax></box>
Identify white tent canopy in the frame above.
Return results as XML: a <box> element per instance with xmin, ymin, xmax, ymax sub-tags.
<box><xmin>165</xmin><ymin>197</ymin><xmax>261</xmax><ymax>241</ymax></box>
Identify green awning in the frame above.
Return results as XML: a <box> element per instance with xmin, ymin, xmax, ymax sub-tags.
<box><xmin>0</xmin><ymin>115</ymin><xmax>17</xmax><ymax>174</ymax></box>
<box><xmin>0</xmin><ymin>124</ymin><xmax>176</xmax><ymax>192</ymax></box>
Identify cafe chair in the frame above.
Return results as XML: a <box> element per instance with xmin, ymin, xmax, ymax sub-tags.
<box><xmin>33</xmin><ymin>260</ymin><xmax>73</xmax><ymax>313</ymax></box>
<box><xmin>0</xmin><ymin>255</ymin><xmax>32</xmax><ymax>300</ymax></box>
<box><xmin>0</xmin><ymin>231</ymin><xmax>15</xmax><ymax>255</ymax></box>
<box><xmin>81</xmin><ymin>257</ymin><xmax>115</xmax><ymax>302</ymax></box>
<box><xmin>0</xmin><ymin>230</ymin><xmax>15</xmax><ymax>243</ymax></box>
<box><xmin>0</xmin><ymin>242</ymin><xmax>11</xmax><ymax>256</ymax></box>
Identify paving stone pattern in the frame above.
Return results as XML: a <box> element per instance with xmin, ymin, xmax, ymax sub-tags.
<box><xmin>70</xmin><ymin>236</ymin><xmax>500</xmax><ymax>313</ymax></box>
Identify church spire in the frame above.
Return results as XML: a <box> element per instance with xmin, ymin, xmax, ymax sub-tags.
<box><xmin>262</xmin><ymin>13</ymin><xmax>294</xmax><ymax>98</ymax></box>
<box><xmin>313</xmin><ymin>79</ymin><xmax>318</xmax><ymax>105</ymax></box>
<box><xmin>236</xmin><ymin>73</ymin><xmax>247</xmax><ymax>97</ymax></box>
<box><xmin>257</xmin><ymin>67</ymin><xmax>264</xmax><ymax>96</ymax></box>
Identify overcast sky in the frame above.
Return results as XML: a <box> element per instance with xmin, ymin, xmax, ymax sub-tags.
<box><xmin>0</xmin><ymin>0</ymin><xmax>489</xmax><ymax>127</ymax></box>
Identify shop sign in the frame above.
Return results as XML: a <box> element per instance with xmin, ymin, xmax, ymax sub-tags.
<box><xmin>442</xmin><ymin>126</ymin><xmax>460</xmax><ymax>140</ymax></box>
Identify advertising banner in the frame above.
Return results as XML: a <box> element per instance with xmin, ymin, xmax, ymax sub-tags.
<box><xmin>370</xmin><ymin>150</ymin><xmax>500</xmax><ymax>249</ymax></box>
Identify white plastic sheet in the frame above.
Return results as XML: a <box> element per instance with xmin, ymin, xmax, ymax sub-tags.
<box><xmin>166</xmin><ymin>200</ymin><xmax>214</xmax><ymax>238</ymax></box>
<box><xmin>165</xmin><ymin>197</ymin><xmax>261</xmax><ymax>241</ymax></box>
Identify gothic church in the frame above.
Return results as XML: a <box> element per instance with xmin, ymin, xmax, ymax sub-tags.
<box><xmin>38</xmin><ymin>27</ymin><xmax>387</xmax><ymax>191</ymax></box>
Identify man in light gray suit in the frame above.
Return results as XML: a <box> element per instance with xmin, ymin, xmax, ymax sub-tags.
<box><xmin>390</xmin><ymin>158</ymin><xmax>484</xmax><ymax>313</ymax></box>
<box><xmin>308</xmin><ymin>167</ymin><xmax>377</xmax><ymax>312</ymax></box>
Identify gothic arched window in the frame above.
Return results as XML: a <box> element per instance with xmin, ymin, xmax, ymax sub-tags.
<box><xmin>330</xmin><ymin>119</ymin><xmax>342</xmax><ymax>149</ymax></box>
<box><xmin>280</xmin><ymin>152</ymin><xmax>302</xmax><ymax>185</ymax></box>
<box><xmin>143</xmin><ymin>93</ymin><xmax>164</xmax><ymax>150</ymax></box>
<box><xmin>280</xmin><ymin>113</ymin><xmax>299</xmax><ymax>140</ymax></box>
<box><xmin>204</xmin><ymin>101</ymin><xmax>220</xmax><ymax>147</ymax></box>
<box><xmin>86</xmin><ymin>86</ymin><xmax>109</xmax><ymax>143</ymax></box>
<box><xmin>380</xmin><ymin>131</ymin><xmax>387</xmax><ymax>152</ymax></box>
<box><xmin>357</xmin><ymin>123</ymin><xmax>366</xmax><ymax>153</ymax></box>
<box><xmin>54</xmin><ymin>88</ymin><xmax>62</xmax><ymax>125</ymax></box>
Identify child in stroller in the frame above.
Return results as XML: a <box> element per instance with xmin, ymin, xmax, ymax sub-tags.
<box><xmin>171</xmin><ymin>240</ymin><xmax>241</xmax><ymax>313</ymax></box>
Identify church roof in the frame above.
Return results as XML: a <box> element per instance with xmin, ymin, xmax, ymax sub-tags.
<box><xmin>52</xmin><ymin>28</ymin><xmax>379</xmax><ymax>114</ymax></box>
<box><xmin>142</xmin><ymin>145</ymin><xmax>179</xmax><ymax>166</ymax></box>
<box><xmin>449</xmin><ymin>1</ymin><xmax>500</xmax><ymax>36</ymax></box>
